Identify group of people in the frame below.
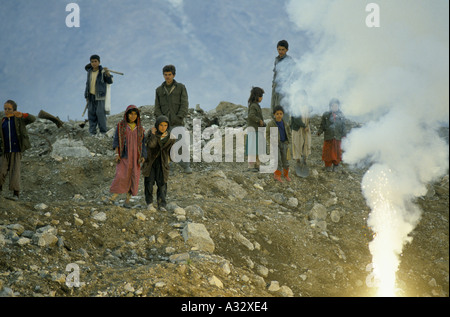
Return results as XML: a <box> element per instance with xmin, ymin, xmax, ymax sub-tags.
<box><xmin>107</xmin><ymin>40</ymin><xmax>347</xmax><ymax>209</ymax></box>
<box><xmin>1</xmin><ymin>40</ymin><xmax>347</xmax><ymax>209</ymax></box>
<box><xmin>246</xmin><ymin>40</ymin><xmax>347</xmax><ymax>183</ymax></box>
<box><xmin>106</xmin><ymin>64</ymin><xmax>187</xmax><ymax>210</ymax></box>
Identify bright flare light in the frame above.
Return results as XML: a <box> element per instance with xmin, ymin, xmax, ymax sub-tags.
<box><xmin>368</xmin><ymin>201</ymin><xmax>400</xmax><ymax>297</ymax></box>
<box><xmin>363</xmin><ymin>166</ymin><xmax>418</xmax><ymax>297</ymax></box>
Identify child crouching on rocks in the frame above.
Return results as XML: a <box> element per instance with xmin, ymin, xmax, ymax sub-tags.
<box><xmin>142</xmin><ymin>115</ymin><xmax>175</xmax><ymax>211</ymax></box>
<box><xmin>0</xmin><ymin>100</ymin><xmax>36</xmax><ymax>200</ymax></box>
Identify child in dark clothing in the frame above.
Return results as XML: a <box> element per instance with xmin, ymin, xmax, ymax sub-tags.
<box><xmin>266</xmin><ymin>105</ymin><xmax>291</xmax><ymax>182</ymax></box>
<box><xmin>0</xmin><ymin>100</ymin><xmax>36</xmax><ymax>200</ymax></box>
<box><xmin>317</xmin><ymin>98</ymin><xmax>347</xmax><ymax>172</ymax></box>
<box><xmin>247</xmin><ymin>87</ymin><xmax>266</xmax><ymax>172</ymax></box>
<box><xmin>142</xmin><ymin>116</ymin><xmax>175</xmax><ymax>211</ymax></box>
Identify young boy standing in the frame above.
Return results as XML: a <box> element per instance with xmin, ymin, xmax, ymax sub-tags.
<box><xmin>0</xmin><ymin>100</ymin><xmax>36</xmax><ymax>200</ymax></box>
<box><xmin>271</xmin><ymin>40</ymin><xmax>294</xmax><ymax>117</ymax></box>
<box><xmin>266</xmin><ymin>105</ymin><xmax>291</xmax><ymax>182</ymax></box>
<box><xmin>154</xmin><ymin>65</ymin><xmax>191</xmax><ymax>174</ymax></box>
<box><xmin>84</xmin><ymin>54</ymin><xmax>113</xmax><ymax>136</ymax></box>
<box><xmin>142</xmin><ymin>115</ymin><xmax>175</xmax><ymax>211</ymax></box>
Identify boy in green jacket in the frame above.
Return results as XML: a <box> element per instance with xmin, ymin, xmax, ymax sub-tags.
<box><xmin>154</xmin><ymin>65</ymin><xmax>191</xmax><ymax>174</ymax></box>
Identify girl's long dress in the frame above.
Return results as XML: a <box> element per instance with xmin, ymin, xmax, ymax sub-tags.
<box><xmin>110</xmin><ymin>125</ymin><xmax>141</xmax><ymax>196</ymax></box>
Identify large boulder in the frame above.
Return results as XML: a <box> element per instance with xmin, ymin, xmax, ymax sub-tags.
<box><xmin>182</xmin><ymin>223</ymin><xmax>215</xmax><ymax>253</ymax></box>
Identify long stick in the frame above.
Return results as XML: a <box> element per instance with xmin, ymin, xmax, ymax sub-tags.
<box><xmin>82</xmin><ymin>68</ymin><xmax>122</xmax><ymax>117</ymax></box>
<box><xmin>82</xmin><ymin>100</ymin><xmax>88</xmax><ymax>117</ymax></box>
<box><xmin>108</xmin><ymin>69</ymin><xmax>124</xmax><ymax>76</ymax></box>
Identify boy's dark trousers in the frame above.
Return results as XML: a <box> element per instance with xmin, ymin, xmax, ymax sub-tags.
<box><xmin>0</xmin><ymin>153</ymin><xmax>22</xmax><ymax>192</ymax></box>
<box><xmin>144</xmin><ymin>156</ymin><xmax>167</xmax><ymax>207</ymax></box>
<box><xmin>87</xmin><ymin>94</ymin><xmax>107</xmax><ymax>135</ymax></box>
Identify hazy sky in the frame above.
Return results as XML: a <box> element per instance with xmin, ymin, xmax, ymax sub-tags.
<box><xmin>0</xmin><ymin>0</ymin><xmax>306</xmax><ymax>120</ymax></box>
<box><xmin>1</xmin><ymin>0</ymin><xmax>448</xmax><ymax>124</ymax></box>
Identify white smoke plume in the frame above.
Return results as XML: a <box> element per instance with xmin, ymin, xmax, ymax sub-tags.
<box><xmin>283</xmin><ymin>0</ymin><xmax>449</xmax><ymax>295</ymax></box>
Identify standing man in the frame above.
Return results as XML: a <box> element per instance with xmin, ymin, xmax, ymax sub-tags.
<box><xmin>84</xmin><ymin>54</ymin><xmax>113</xmax><ymax>136</ymax></box>
<box><xmin>271</xmin><ymin>40</ymin><xmax>295</xmax><ymax>120</ymax></box>
<box><xmin>154</xmin><ymin>65</ymin><xmax>191</xmax><ymax>173</ymax></box>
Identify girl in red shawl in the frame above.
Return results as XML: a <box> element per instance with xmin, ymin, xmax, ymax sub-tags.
<box><xmin>110</xmin><ymin>105</ymin><xmax>146</xmax><ymax>208</ymax></box>
<box><xmin>317</xmin><ymin>98</ymin><xmax>347</xmax><ymax>172</ymax></box>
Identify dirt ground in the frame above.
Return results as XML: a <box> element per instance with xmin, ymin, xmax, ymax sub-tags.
<box><xmin>0</xmin><ymin>105</ymin><xmax>448</xmax><ymax>298</ymax></box>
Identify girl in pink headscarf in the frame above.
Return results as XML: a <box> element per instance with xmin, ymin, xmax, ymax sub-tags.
<box><xmin>110</xmin><ymin>105</ymin><xmax>146</xmax><ymax>208</ymax></box>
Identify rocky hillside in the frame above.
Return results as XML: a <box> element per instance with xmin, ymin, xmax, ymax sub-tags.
<box><xmin>0</xmin><ymin>102</ymin><xmax>448</xmax><ymax>298</ymax></box>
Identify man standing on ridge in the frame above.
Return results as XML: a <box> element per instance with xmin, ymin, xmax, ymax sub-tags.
<box><xmin>154</xmin><ymin>65</ymin><xmax>191</xmax><ymax>174</ymax></box>
<box><xmin>84</xmin><ymin>54</ymin><xmax>113</xmax><ymax>137</ymax></box>
<box><xmin>271</xmin><ymin>40</ymin><xmax>295</xmax><ymax>122</ymax></box>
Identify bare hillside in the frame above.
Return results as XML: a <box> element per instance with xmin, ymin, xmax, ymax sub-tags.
<box><xmin>0</xmin><ymin>103</ymin><xmax>448</xmax><ymax>298</ymax></box>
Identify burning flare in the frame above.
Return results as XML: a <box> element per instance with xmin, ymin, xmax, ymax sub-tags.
<box><xmin>363</xmin><ymin>165</ymin><xmax>421</xmax><ymax>296</ymax></box>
